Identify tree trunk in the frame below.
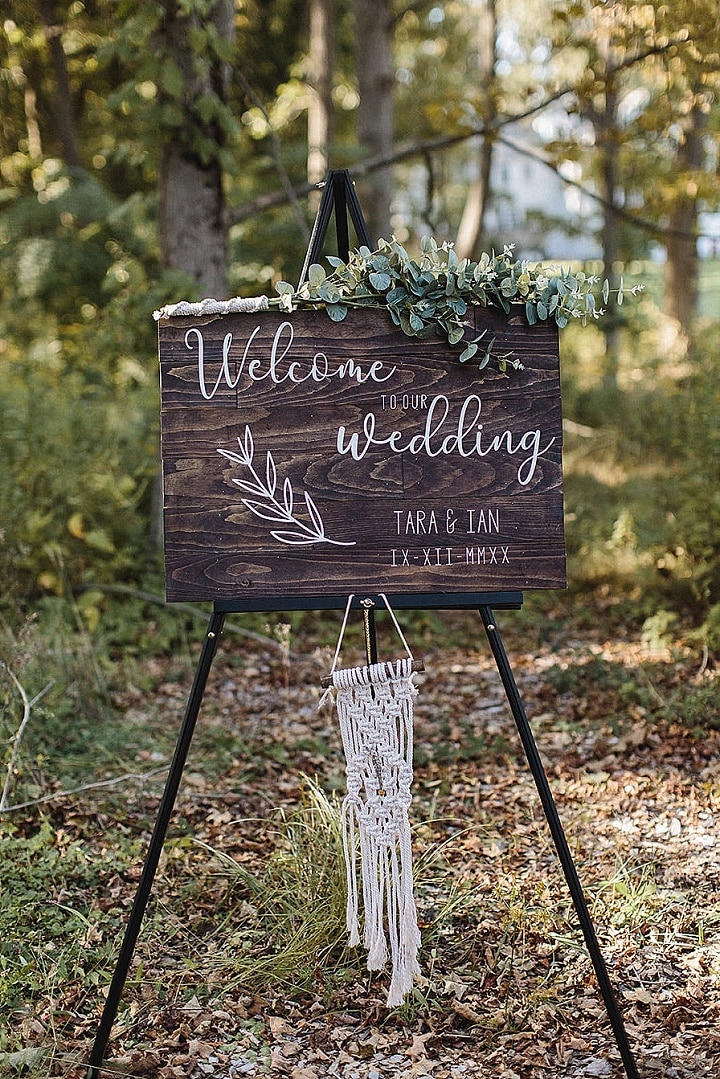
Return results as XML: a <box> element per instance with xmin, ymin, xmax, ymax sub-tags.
<box><xmin>307</xmin><ymin>0</ymin><xmax>335</xmax><ymax>187</ymax></box>
<box><xmin>597</xmin><ymin>11</ymin><xmax>621</xmax><ymax>389</ymax></box>
<box><xmin>36</xmin><ymin>0</ymin><xmax>83</xmax><ymax>168</ymax></box>
<box><xmin>157</xmin><ymin>0</ymin><xmax>234</xmax><ymax>299</ymax></box>
<box><xmin>664</xmin><ymin>99</ymin><xmax>706</xmax><ymax>335</ymax></box>
<box><xmin>159</xmin><ymin>149</ymin><xmax>228</xmax><ymax>298</ymax></box>
<box><xmin>456</xmin><ymin>0</ymin><xmax>497</xmax><ymax>260</ymax></box>
<box><xmin>350</xmin><ymin>0</ymin><xmax>394</xmax><ymax>243</ymax></box>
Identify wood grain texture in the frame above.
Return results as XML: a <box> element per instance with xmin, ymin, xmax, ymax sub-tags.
<box><xmin>158</xmin><ymin>307</ymin><xmax>566</xmax><ymax>604</ymax></box>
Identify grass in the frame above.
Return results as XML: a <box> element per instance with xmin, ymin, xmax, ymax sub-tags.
<box><xmin>1</xmin><ymin>611</ymin><xmax>719</xmax><ymax>1075</ymax></box>
<box><xmin>192</xmin><ymin>781</ymin><xmax>494</xmax><ymax>1006</ymax></box>
<box><xmin>0</xmin><ymin>815</ymin><xmax>144</xmax><ymax>1033</ymax></box>
<box><xmin>205</xmin><ymin>781</ymin><xmax>356</xmax><ymax>996</ymax></box>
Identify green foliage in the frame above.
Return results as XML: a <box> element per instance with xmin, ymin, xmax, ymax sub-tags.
<box><xmin>0</xmin><ymin>0</ymin><xmax>717</xmax><ymax>700</ymax></box>
<box><xmin>0</xmin><ymin>358</ymin><xmax>155</xmax><ymax>597</ymax></box>
<box><xmin>274</xmin><ymin>237</ymin><xmax>634</xmax><ymax>372</ymax></box>
<box><xmin>697</xmin><ymin>604</ymin><xmax>720</xmax><ymax>656</ymax></box>
<box><xmin>543</xmin><ymin>651</ymin><xmax>719</xmax><ymax>729</ymax></box>
<box><xmin>0</xmin><ymin>586</ymin><xmax>222</xmax><ymax>817</ymax></box>
<box><xmin>0</xmin><ymin>815</ymin><xmax>141</xmax><ymax>1027</ymax></box>
<box><xmin>0</xmin><ymin>162</ymin><xmax>189</xmax><ymax>601</ymax></box>
<box><xmin>663</xmin><ymin>334</ymin><xmax>720</xmax><ymax>612</ymax></box>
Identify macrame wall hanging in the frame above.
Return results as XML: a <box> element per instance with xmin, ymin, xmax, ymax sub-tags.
<box><xmin>320</xmin><ymin>595</ymin><xmax>423</xmax><ymax>1007</ymax></box>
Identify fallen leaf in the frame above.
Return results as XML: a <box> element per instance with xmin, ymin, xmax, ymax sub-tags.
<box><xmin>452</xmin><ymin>1000</ymin><xmax>484</xmax><ymax>1023</ymax></box>
<box><xmin>407</xmin><ymin>1032</ymin><xmax>434</xmax><ymax>1060</ymax></box>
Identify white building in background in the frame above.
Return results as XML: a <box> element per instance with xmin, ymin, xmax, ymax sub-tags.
<box><xmin>483</xmin><ymin>122</ymin><xmax>603</xmax><ymax>262</ymax></box>
<box><xmin>698</xmin><ymin>211</ymin><xmax>720</xmax><ymax>259</ymax></box>
<box><xmin>397</xmin><ymin>104</ymin><xmax>717</xmax><ymax>268</ymax></box>
<box><xmin>394</xmin><ymin>109</ymin><xmax>604</xmax><ymax>262</ymax></box>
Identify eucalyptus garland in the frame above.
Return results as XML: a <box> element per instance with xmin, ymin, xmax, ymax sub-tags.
<box><xmin>272</xmin><ymin>236</ymin><xmax>642</xmax><ymax>372</ymax></box>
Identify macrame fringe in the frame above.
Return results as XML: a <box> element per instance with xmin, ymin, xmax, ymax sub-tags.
<box><xmin>329</xmin><ymin>656</ymin><xmax>421</xmax><ymax>1007</ymax></box>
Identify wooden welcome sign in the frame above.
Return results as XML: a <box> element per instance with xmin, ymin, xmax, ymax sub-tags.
<box><xmin>158</xmin><ymin>306</ymin><xmax>566</xmax><ymax>608</ymax></box>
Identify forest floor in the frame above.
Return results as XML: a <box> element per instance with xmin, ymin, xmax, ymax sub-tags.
<box><xmin>3</xmin><ymin>599</ymin><xmax>720</xmax><ymax>1079</ymax></box>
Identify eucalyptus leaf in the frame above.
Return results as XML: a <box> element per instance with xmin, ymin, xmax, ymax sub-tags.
<box><xmin>369</xmin><ymin>271</ymin><xmax>392</xmax><ymax>292</ymax></box>
<box><xmin>319</xmin><ymin>283</ymin><xmax>340</xmax><ymax>304</ymax></box>
<box><xmin>398</xmin><ymin>310</ymin><xmax>414</xmax><ymax>335</ymax></box>
<box><xmin>459</xmin><ymin>342</ymin><xmax>479</xmax><ymax>363</ymax></box>
<box><xmin>308</xmin><ymin>264</ymin><xmax>326</xmax><ymax>288</ymax></box>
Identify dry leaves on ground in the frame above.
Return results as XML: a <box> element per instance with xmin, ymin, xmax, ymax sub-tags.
<box><xmin>7</xmin><ymin>609</ymin><xmax>720</xmax><ymax>1079</ymax></box>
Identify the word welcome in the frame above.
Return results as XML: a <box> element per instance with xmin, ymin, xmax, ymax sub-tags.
<box><xmin>186</xmin><ymin>322</ymin><xmax>398</xmax><ymax>399</ymax></box>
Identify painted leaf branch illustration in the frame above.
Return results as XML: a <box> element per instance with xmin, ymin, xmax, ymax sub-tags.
<box><xmin>218</xmin><ymin>426</ymin><xmax>355</xmax><ymax>546</ymax></box>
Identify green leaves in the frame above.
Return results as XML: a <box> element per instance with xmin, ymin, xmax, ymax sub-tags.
<box><xmin>369</xmin><ymin>271</ymin><xmax>392</xmax><ymax>292</ymax></box>
<box><xmin>307</xmin><ymin>264</ymin><xmax>326</xmax><ymax>289</ymax></box>
<box><xmin>271</xmin><ymin>237</ymin><xmax>642</xmax><ymax>374</ymax></box>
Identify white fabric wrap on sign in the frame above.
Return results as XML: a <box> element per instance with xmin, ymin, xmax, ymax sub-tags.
<box><xmin>153</xmin><ymin>295</ymin><xmax>269</xmax><ymax>320</ymax></box>
<box><xmin>330</xmin><ymin>656</ymin><xmax>421</xmax><ymax>1007</ymax></box>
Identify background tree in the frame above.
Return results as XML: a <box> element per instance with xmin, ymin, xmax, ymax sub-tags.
<box><xmin>350</xmin><ymin>0</ymin><xmax>394</xmax><ymax>240</ymax></box>
<box><xmin>307</xmin><ymin>0</ymin><xmax>336</xmax><ymax>187</ymax></box>
<box><xmin>455</xmin><ymin>0</ymin><xmax>498</xmax><ymax>259</ymax></box>
<box><xmin>653</xmin><ymin>0</ymin><xmax>720</xmax><ymax>333</ymax></box>
<box><xmin>156</xmin><ymin>0</ymin><xmax>235</xmax><ymax>299</ymax></box>
<box><xmin>546</xmin><ymin>0</ymin><xmax>720</xmax><ymax>342</ymax></box>
<box><xmin>35</xmin><ymin>0</ymin><xmax>83</xmax><ymax>169</ymax></box>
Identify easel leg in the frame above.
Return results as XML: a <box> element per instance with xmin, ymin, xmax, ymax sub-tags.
<box><xmin>87</xmin><ymin>610</ymin><xmax>225</xmax><ymax>1078</ymax></box>
<box><xmin>479</xmin><ymin>607</ymin><xmax>639</xmax><ymax>1079</ymax></box>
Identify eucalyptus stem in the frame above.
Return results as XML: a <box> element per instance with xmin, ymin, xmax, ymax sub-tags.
<box><xmin>273</xmin><ymin>235</ymin><xmax>642</xmax><ymax>374</ymax></box>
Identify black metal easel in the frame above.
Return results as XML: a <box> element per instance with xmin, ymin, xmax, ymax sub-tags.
<box><xmin>87</xmin><ymin>172</ymin><xmax>640</xmax><ymax>1079</ymax></box>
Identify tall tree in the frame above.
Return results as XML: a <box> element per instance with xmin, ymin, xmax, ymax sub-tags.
<box><xmin>350</xmin><ymin>0</ymin><xmax>394</xmax><ymax>241</ymax></box>
<box><xmin>663</xmin><ymin>98</ymin><xmax>707</xmax><ymax>332</ymax></box>
<box><xmin>455</xmin><ymin>0</ymin><xmax>498</xmax><ymax>260</ymax></box>
<box><xmin>307</xmin><ymin>0</ymin><xmax>335</xmax><ymax>186</ymax></box>
<box><xmin>157</xmin><ymin>0</ymin><xmax>235</xmax><ymax>299</ymax></box>
<box><xmin>549</xmin><ymin>0</ymin><xmax>720</xmax><ymax>341</ymax></box>
<box><xmin>595</xmin><ymin>1</ymin><xmax>623</xmax><ymax>383</ymax></box>
<box><xmin>654</xmin><ymin>0</ymin><xmax>720</xmax><ymax>332</ymax></box>
<box><xmin>36</xmin><ymin>0</ymin><xmax>83</xmax><ymax>169</ymax></box>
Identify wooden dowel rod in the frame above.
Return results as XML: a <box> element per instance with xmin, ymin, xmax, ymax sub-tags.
<box><xmin>321</xmin><ymin>659</ymin><xmax>424</xmax><ymax>688</ymax></box>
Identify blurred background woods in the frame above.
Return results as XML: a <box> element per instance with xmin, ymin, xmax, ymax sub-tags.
<box><xmin>0</xmin><ymin>0</ymin><xmax>719</xmax><ymax>664</ymax></box>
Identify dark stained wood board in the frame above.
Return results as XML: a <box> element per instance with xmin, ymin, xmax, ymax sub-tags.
<box><xmin>158</xmin><ymin>306</ymin><xmax>566</xmax><ymax>605</ymax></box>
